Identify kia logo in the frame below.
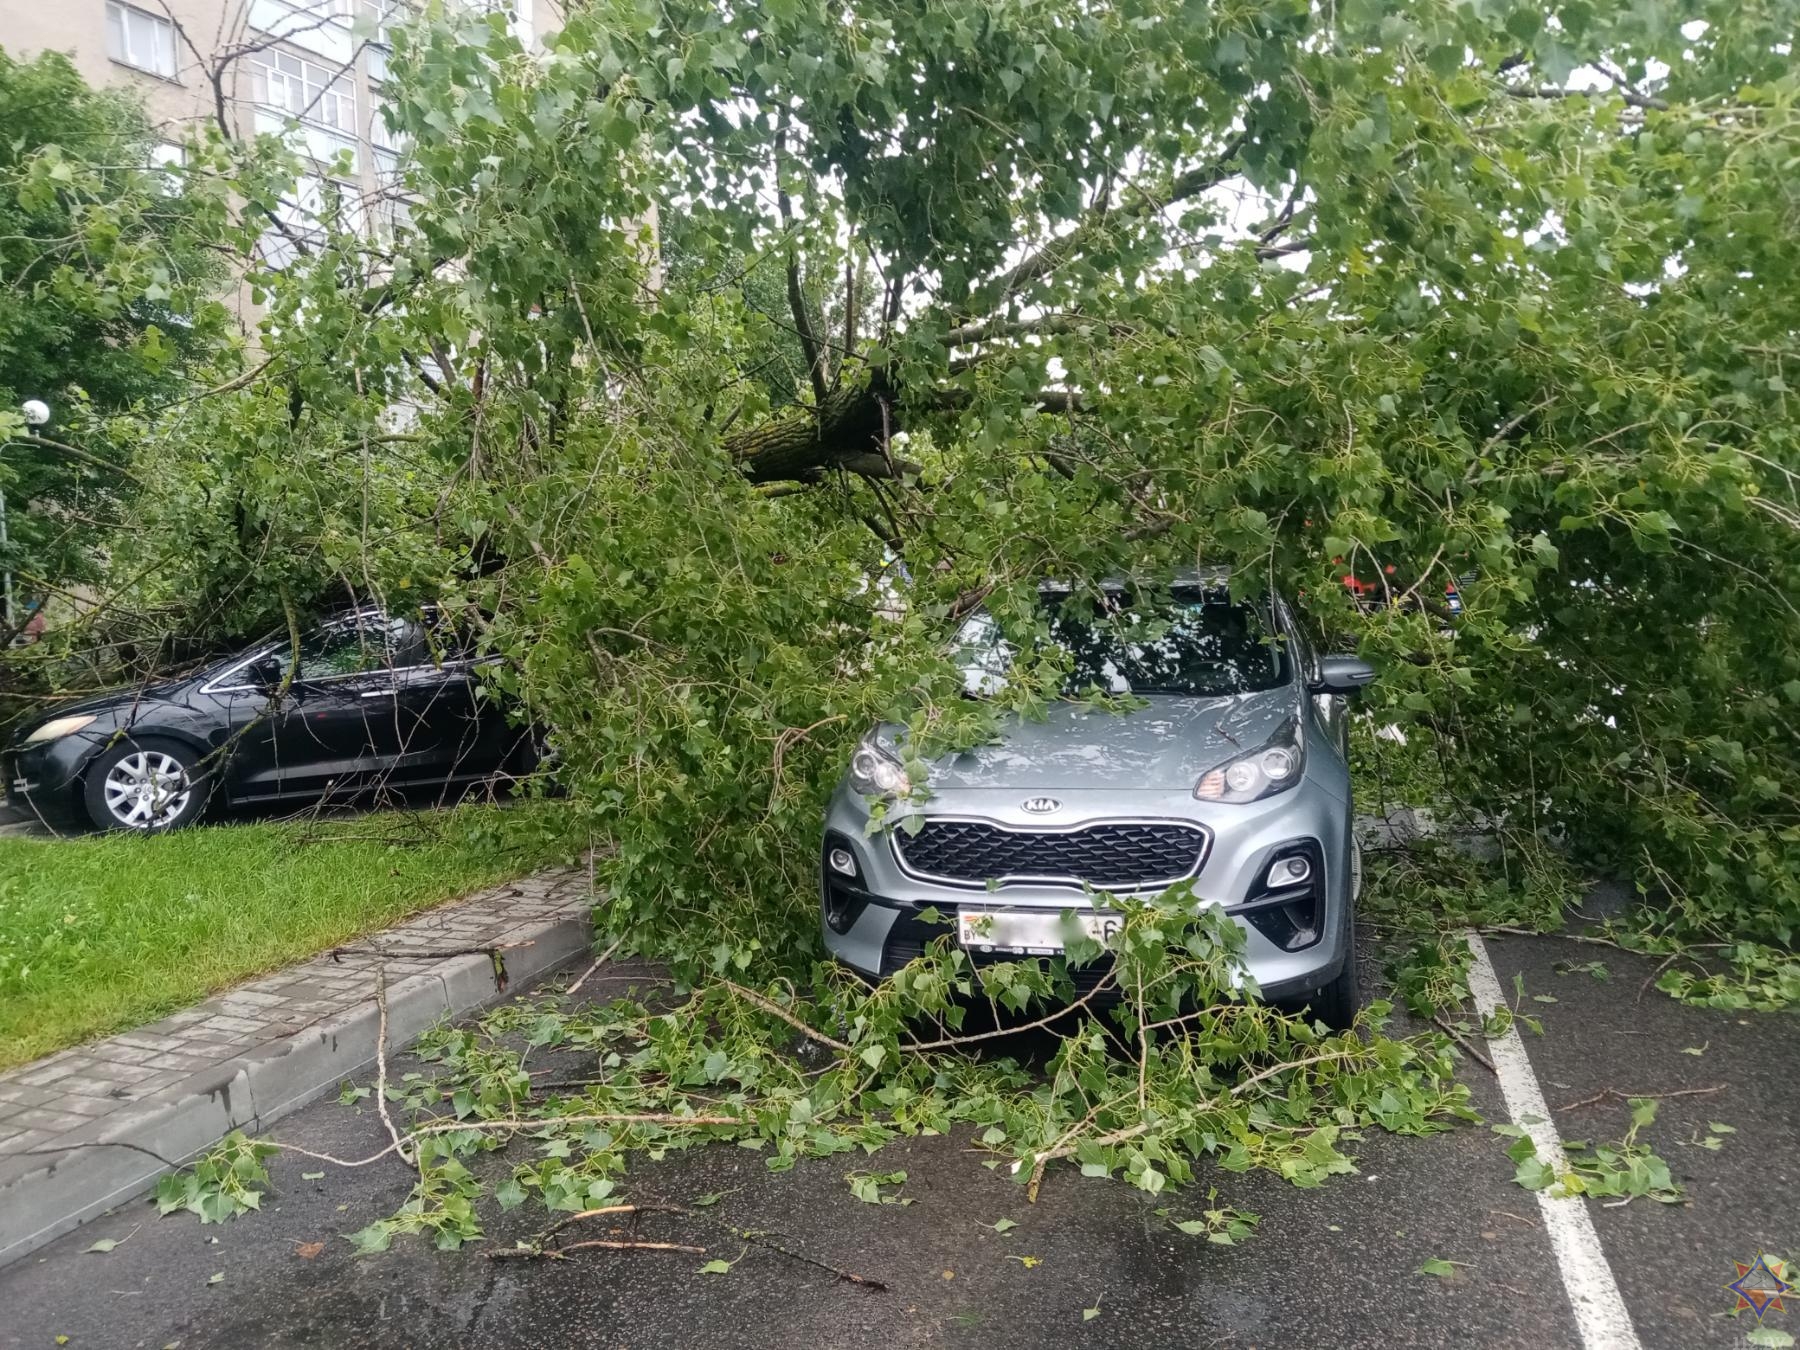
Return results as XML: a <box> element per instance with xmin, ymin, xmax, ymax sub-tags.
<box><xmin>1021</xmin><ymin>797</ymin><xmax>1061</xmax><ymax>814</ymax></box>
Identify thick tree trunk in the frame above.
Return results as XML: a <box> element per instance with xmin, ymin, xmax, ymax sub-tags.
<box><xmin>727</xmin><ymin>376</ymin><xmax>896</xmax><ymax>484</ymax></box>
<box><xmin>724</xmin><ymin>370</ymin><xmax>1076</xmax><ymax>485</ymax></box>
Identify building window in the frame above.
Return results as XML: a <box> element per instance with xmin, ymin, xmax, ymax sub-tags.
<box><xmin>369</xmin><ymin>93</ymin><xmax>406</xmax><ymax>151</ymax></box>
<box><xmin>361</xmin><ymin>0</ymin><xmax>402</xmax><ymax>79</ymax></box>
<box><xmin>259</xmin><ymin>173</ymin><xmax>363</xmax><ymax>268</ymax></box>
<box><xmin>246</xmin><ymin>50</ymin><xmax>357</xmax><ymax>134</ymax></box>
<box><xmin>247</xmin><ymin>0</ymin><xmax>355</xmax><ymax>64</ymax></box>
<box><xmin>150</xmin><ymin>142</ymin><xmax>184</xmax><ymax>193</ymax></box>
<box><xmin>106</xmin><ymin>1</ymin><xmax>178</xmax><ymax>78</ymax></box>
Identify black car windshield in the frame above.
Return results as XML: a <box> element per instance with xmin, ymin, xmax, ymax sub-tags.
<box><xmin>956</xmin><ymin>587</ymin><xmax>1289</xmax><ymax>698</ymax></box>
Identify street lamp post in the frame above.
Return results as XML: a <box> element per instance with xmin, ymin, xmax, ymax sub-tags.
<box><xmin>2</xmin><ymin>399</ymin><xmax>52</xmax><ymax>629</ymax></box>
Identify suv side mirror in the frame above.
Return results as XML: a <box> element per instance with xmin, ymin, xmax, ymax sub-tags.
<box><xmin>1312</xmin><ymin>655</ymin><xmax>1377</xmax><ymax>695</ymax></box>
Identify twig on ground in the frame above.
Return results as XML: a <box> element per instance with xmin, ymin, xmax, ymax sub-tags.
<box><xmin>1556</xmin><ymin>1084</ymin><xmax>1727</xmax><ymax>1113</ymax></box>
<box><xmin>1637</xmin><ymin>952</ymin><xmax>1678</xmax><ymax>1004</ymax></box>
<box><xmin>1024</xmin><ymin>1090</ymin><xmax>1135</xmax><ymax>1203</ymax></box>
<box><xmin>1227</xmin><ymin>1048</ymin><xmax>1361</xmax><ymax>1098</ymax></box>
<box><xmin>1024</xmin><ymin>1044</ymin><xmax>1367</xmax><ymax>1203</ymax></box>
<box><xmin>1487</xmin><ymin>1210</ymin><xmax>1539</xmax><ymax>1227</ymax></box>
<box><xmin>652</xmin><ymin>1199</ymin><xmax>890</xmax><ymax>1290</ymax></box>
<box><xmin>1433</xmin><ymin>1015</ymin><xmax>1497</xmax><ymax>1073</ymax></box>
<box><xmin>566</xmin><ymin>933</ymin><xmax>628</xmax><ymax>998</ymax></box>
<box><xmin>487</xmin><ymin>1202</ymin><xmax>706</xmax><ymax>1262</ymax></box>
<box><xmin>272</xmin><ymin>1111</ymin><xmax>748</xmax><ymax>1171</ymax></box>
<box><xmin>491</xmin><ymin>1224</ymin><xmax>706</xmax><ymax>1261</ymax></box>
<box><xmin>491</xmin><ymin>1201</ymin><xmax>888</xmax><ymax>1289</ymax></box>
<box><xmin>524</xmin><ymin>1076</ymin><xmax>615</xmax><ymax>1094</ymax></box>
<box><xmin>373</xmin><ymin>967</ymin><xmax>414</xmax><ymax>1166</ymax></box>
<box><xmin>718</xmin><ymin>979</ymin><xmax>853</xmax><ymax>1054</ymax></box>
<box><xmin>1481</xmin><ymin>926</ymin><xmax>1734</xmax><ymax>955</ymax></box>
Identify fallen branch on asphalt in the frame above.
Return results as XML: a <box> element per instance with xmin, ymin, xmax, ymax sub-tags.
<box><xmin>489</xmin><ymin>1201</ymin><xmax>889</xmax><ymax>1289</ymax></box>
<box><xmin>1555</xmin><ymin>1083</ymin><xmax>1727</xmax><ymax>1112</ymax></box>
<box><xmin>565</xmin><ymin>933</ymin><xmax>629</xmax><ymax>998</ymax></box>
<box><xmin>1022</xmin><ymin>1043</ymin><xmax>1373</xmax><ymax>1202</ymax></box>
<box><xmin>717</xmin><ymin>979</ymin><xmax>853</xmax><ymax>1054</ymax></box>
<box><xmin>373</xmin><ymin>967</ymin><xmax>414</xmax><ymax>1166</ymax></box>
<box><xmin>1432</xmin><ymin>1015</ymin><xmax>1496</xmax><ymax>1073</ymax></box>
<box><xmin>272</xmin><ymin>1111</ymin><xmax>749</xmax><ymax>1170</ymax></box>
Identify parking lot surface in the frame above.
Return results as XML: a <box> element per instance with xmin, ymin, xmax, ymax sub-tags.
<box><xmin>1</xmin><ymin>929</ymin><xmax>1792</xmax><ymax>1350</ymax></box>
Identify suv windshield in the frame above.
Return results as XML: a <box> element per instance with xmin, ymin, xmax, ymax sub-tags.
<box><xmin>956</xmin><ymin>586</ymin><xmax>1289</xmax><ymax>698</ymax></box>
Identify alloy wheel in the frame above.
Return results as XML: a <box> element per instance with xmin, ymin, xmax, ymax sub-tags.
<box><xmin>101</xmin><ymin>750</ymin><xmax>193</xmax><ymax>829</ymax></box>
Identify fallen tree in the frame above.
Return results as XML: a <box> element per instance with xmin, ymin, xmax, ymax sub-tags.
<box><xmin>9</xmin><ymin>0</ymin><xmax>1799</xmax><ymax>1242</ymax></box>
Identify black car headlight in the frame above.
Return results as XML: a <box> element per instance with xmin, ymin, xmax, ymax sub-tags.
<box><xmin>847</xmin><ymin>729</ymin><xmax>911</xmax><ymax>798</ymax></box>
<box><xmin>1194</xmin><ymin>718</ymin><xmax>1305</xmax><ymax>803</ymax></box>
<box><xmin>23</xmin><ymin>714</ymin><xmax>98</xmax><ymax>745</ymax></box>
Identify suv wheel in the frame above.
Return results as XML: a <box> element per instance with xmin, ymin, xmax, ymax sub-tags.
<box><xmin>1307</xmin><ymin>913</ymin><xmax>1362</xmax><ymax>1031</ymax></box>
<box><xmin>83</xmin><ymin>738</ymin><xmax>209</xmax><ymax>832</ymax></box>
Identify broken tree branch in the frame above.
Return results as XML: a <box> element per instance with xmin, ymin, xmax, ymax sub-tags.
<box><xmin>718</xmin><ymin>979</ymin><xmax>854</xmax><ymax>1054</ymax></box>
<box><xmin>1556</xmin><ymin>1083</ymin><xmax>1727</xmax><ymax>1113</ymax></box>
<box><xmin>373</xmin><ymin>967</ymin><xmax>414</xmax><ymax>1166</ymax></box>
<box><xmin>980</xmin><ymin>133</ymin><xmax>1245</xmax><ymax>310</ymax></box>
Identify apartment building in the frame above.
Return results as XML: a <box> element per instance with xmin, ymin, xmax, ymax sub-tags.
<box><xmin>4</xmin><ymin>0</ymin><xmax>549</xmax><ymax>299</ymax></box>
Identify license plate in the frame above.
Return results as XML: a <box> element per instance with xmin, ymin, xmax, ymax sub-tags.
<box><xmin>957</xmin><ymin>908</ymin><xmax>1122</xmax><ymax>955</ymax></box>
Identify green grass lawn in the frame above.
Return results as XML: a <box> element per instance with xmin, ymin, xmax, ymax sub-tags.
<box><xmin>0</xmin><ymin>801</ymin><xmax>587</xmax><ymax>1070</ymax></box>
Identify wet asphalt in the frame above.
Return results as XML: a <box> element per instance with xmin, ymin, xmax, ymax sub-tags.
<box><xmin>1</xmin><ymin>928</ymin><xmax>1794</xmax><ymax>1350</ymax></box>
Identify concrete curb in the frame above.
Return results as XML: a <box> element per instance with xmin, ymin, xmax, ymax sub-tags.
<box><xmin>0</xmin><ymin>913</ymin><xmax>592</xmax><ymax>1268</ymax></box>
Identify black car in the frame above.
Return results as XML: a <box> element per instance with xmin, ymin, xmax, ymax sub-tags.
<box><xmin>3</xmin><ymin>608</ymin><xmax>533</xmax><ymax>831</ymax></box>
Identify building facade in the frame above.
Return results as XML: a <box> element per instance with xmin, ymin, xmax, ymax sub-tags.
<box><xmin>3</xmin><ymin>0</ymin><xmax>551</xmax><ymax>314</ymax></box>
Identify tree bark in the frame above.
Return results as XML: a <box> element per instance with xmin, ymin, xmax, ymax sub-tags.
<box><xmin>728</xmin><ymin>376</ymin><xmax>895</xmax><ymax>484</ymax></box>
<box><xmin>725</xmin><ymin>371</ymin><xmax>1084</xmax><ymax>485</ymax></box>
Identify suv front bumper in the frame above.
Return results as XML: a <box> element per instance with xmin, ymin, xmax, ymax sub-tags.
<box><xmin>819</xmin><ymin>781</ymin><xmax>1353</xmax><ymax>1000</ymax></box>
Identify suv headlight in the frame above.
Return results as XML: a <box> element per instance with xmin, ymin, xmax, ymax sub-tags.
<box><xmin>1195</xmin><ymin>718</ymin><xmax>1304</xmax><ymax>803</ymax></box>
<box><xmin>24</xmin><ymin>714</ymin><xmax>97</xmax><ymax>745</ymax></box>
<box><xmin>847</xmin><ymin>729</ymin><xmax>910</xmax><ymax>798</ymax></box>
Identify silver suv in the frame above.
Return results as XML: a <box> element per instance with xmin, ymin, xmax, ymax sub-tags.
<box><xmin>819</xmin><ymin>573</ymin><xmax>1376</xmax><ymax>1028</ymax></box>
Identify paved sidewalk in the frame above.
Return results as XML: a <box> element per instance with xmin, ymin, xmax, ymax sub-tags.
<box><xmin>0</xmin><ymin>865</ymin><xmax>597</xmax><ymax>1265</ymax></box>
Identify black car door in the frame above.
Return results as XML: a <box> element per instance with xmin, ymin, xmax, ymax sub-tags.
<box><xmin>263</xmin><ymin>613</ymin><xmax>418</xmax><ymax>797</ymax></box>
<box><xmin>384</xmin><ymin>614</ymin><xmax>516</xmax><ymax>787</ymax></box>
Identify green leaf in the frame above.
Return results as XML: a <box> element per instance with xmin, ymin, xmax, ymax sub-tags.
<box><xmin>1514</xmin><ymin>1156</ymin><xmax>1557</xmax><ymax>1191</ymax></box>
<box><xmin>1416</xmin><ymin>1258</ymin><xmax>1459</xmax><ymax>1278</ymax></box>
<box><xmin>347</xmin><ymin>1223</ymin><xmax>394</xmax><ymax>1255</ymax></box>
<box><xmin>700</xmin><ymin>1259</ymin><xmax>733</xmax><ymax>1275</ymax></box>
<box><xmin>495</xmin><ymin>1179</ymin><xmax>527</xmax><ymax>1211</ymax></box>
<box><xmin>85</xmin><ymin>1238</ymin><xmax>119</xmax><ymax>1253</ymax></box>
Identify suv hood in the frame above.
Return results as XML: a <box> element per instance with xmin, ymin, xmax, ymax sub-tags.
<box><xmin>902</xmin><ymin>689</ymin><xmax>1299</xmax><ymax>793</ymax></box>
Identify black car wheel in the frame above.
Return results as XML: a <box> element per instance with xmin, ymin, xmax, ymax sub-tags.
<box><xmin>82</xmin><ymin>737</ymin><xmax>209</xmax><ymax>832</ymax></box>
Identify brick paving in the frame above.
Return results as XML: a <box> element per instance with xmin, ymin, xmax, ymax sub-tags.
<box><xmin>0</xmin><ymin>867</ymin><xmax>595</xmax><ymax>1159</ymax></box>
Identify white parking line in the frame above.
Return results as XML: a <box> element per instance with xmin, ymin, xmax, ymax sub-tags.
<box><xmin>1464</xmin><ymin>931</ymin><xmax>1643</xmax><ymax>1350</ymax></box>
